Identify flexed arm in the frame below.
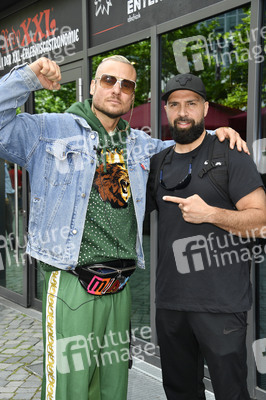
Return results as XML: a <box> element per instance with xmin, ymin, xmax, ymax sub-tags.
<box><xmin>0</xmin><ymin>57</ymin><xmax>61</xmax><ymax>165</ymax></box>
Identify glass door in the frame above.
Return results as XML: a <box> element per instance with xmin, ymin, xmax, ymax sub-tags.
<box><xmin>30</xmin><ymin>65</ymin><xmax>83</xmax><ymax>310</ymax></box>
<box><xmin>0</xmin><ymin>158</ymin><xmax>28</xmax><ymax>306</ymax></box>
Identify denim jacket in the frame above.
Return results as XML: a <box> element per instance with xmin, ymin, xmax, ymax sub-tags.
<box><xmin>0</xmin><ymin>65</ymin><xmax>174</xmax><ymax>270</ymax></box>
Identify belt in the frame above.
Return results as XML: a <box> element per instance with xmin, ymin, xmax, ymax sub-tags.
<box><xmin>70</xmin><ymin>259</ymin><xmax>136</xmax><ymax>296</ymax></box>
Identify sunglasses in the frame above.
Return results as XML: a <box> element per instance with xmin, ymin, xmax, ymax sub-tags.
<box><xmin>160</xmin><ymin>150</ymin><xmax>193</xmax><ymax>191</ymax></box>
<box><xmin>95</xmin><ymin>74</ymin><xmax>136</xmax><ymax>95</ymax></box>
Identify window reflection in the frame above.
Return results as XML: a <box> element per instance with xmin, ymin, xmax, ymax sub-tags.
<box><xmin>4</xmin><ymin>162</ymin><xmax>15</xmax><ymax>248</ymax></box>
<box><xmin>161</xmin><ymin>7</ymin><xmax>250</xmax><ymax>140</ymax></box>
<box><xmin>0</xmin><ymin>160</ymin><xmax>25</xmax><ymax>294</ymax></box>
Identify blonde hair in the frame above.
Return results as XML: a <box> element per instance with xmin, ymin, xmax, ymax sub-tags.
<box><xmin>95</xmin><ymin>55</ymin><xmax>136</xmax><ymax>78</ymax></box>
<box><xmin>100</xmin><ymin>55</ymin><xmax>133</xmax><ymax>66</ymax></box>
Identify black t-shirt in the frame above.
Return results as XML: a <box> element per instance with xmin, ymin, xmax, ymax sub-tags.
<box><xmin>148</xmin><ymin>134</ymin><xmax>264</xmax><ymax>313</ymax></box>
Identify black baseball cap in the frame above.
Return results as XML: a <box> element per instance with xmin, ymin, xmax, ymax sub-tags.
<box><xmin>162</xmin><ymin>73</ymin><xmax>206</xmax><ymax>101</ymax></box>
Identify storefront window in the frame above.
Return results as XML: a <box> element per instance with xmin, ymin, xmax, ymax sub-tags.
<box><xmin>161</xmin><ymin>6</ymin><xmax>250</xmax><ymax>140</ymax></box>
<box><xmin>0</xmin><ymin>161</ymin><xmax>25</xmax><ymax>295</ymax></box>
<box><xmin>255</xmin><ymin>2</ymin><xmax>266</xmax><ymax>391</ymax></box>
<box><xmin>92</xmin><ymin>41</ymin><xmax>151</xmax><ymax>337</ymax></box>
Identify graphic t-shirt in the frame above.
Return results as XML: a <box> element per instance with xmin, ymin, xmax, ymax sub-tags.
<box><xmin>148</xmin><ymin>134</ymin><xmax>264</xmax><ymax>313</ymax></box>
<box><xmin>77</xmin><ymin>146</ymin><xmax>137</xmax><ymax>266</ymax></box>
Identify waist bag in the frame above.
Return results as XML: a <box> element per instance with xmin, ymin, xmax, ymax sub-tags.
<box><xmin>70</xmin><ymin>259</ymin><xmax>136</xmax><ymax>296</ymax></box>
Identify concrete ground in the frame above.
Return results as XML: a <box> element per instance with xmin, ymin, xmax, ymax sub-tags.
<box><xmin>0</xmin><ymin>296</ymin><xmax>215</xmax><ymax>400</ymax></box>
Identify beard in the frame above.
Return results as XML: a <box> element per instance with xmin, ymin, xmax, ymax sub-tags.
<box><xmin>92</xmin><ymin>96</ymin><xmax>129</xmax><ymax>119</ymax></box>
<box><xmin>93</xmin><ymin>104</ymin><xmax>122</xmax><ymax>119</ymax></box>
<box><xmin>170</xmin><ymin>117</ymin><xmax>205</xmax><ymax>144</ymax></box>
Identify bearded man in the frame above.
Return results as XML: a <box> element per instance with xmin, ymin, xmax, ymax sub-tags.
<box><xmin>147</xmin><ymin>73</ymin><xmax>266</xmax><ymax>400</ymax></box>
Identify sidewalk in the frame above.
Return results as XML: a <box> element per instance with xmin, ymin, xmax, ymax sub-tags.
<box><xmin>0</xmin><ymin>297</ymin><xmax>215</xmax><ymax>400</ymax></box>
<box><xmin>0</xmin><ymin>299</ymin><xmax>42</xmax><ymax>400</ymax></box>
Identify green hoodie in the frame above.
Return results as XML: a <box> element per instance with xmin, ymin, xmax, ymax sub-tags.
<box><xmin>66</xmin><ymin>99</ymin><xmax>129</xmax><ymax>171</ymax></box>
<box><xmin>65</xmin><ymin>99</ymin><xmax>138</xmax><ymax>266</ymax></box>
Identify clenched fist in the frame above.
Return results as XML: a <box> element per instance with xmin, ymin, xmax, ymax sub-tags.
<box><xmin>29</xmin><ymin>57</ymin><xmax>61</xmax><ymax>90</ymax></box>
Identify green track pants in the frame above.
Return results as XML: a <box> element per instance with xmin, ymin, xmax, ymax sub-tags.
<box><xmin>41</xmin><ymin>269</ymin><xmax>131</xmax><ymax>400</ymax></box>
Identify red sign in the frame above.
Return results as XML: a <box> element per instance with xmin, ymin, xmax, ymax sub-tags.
<box><xmin>0</xmin><ymin>0</ymin><xmax>82</xmax><ymax>75</ymax></box>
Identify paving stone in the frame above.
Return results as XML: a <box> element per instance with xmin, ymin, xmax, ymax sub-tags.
<box><xmin>0</xmin><ymin>371</ymin><xmax>13</xmax><ymax>380</ymax></box>
<box><xmin>15</xmin><ymin>350</ymin><xmax>32</xmax><ymax>357</ymax></box>
<box><xmin>33</xmin><ymin>346</ymin><xmax>43</xmax><ymax>353</ymax></box>
<box><xmin>13</xmin><ymin>393</ymin><xmax>36</xmax><ymax>400</ymax></box>
<box><xmin>24</xmin><ymin>375</ymin><xmax>41</xmax><ymax>383</ymax></box>
<box><xmin>3</xmin><ymin>341</ymin><xmax>23</xmax><ymax>348</ymax></box>
<box><xmin>3</xmin><ymin>356</ymin><xmax>24</xmax><ymax>364</ymax></box>
<box><xmin>5</xmin><ymin>380</ymin><xmax>23</xmax><ymax>388</ymax></box>
<box><xmin>0</xmin><ymin>385</ymin><xmax>17</xmax><ymax>392</ymax></box>
<box><xmin>19</xmin><ymin>341</ymin><xmax>32</xmax><ymax>347</ymax></box>
<box><xmin>19</xmin><ymin>356</ymin><xmax>38</xmax><ymax>364</ymax></box>
<box><xmin>6</xmin><ymin>364</ymin><xmax>24</xmax><ymax>372</ymax></box>
<box><xmin>22</xmin><ymin>339</ymin><xmax>41</xmax><ymax>346</ymax></box>
<box><xmin>33</xmin><ymin>354</ymin><xmax>42</xmax><ymax>360</ymax></box>
<box><xmin>0</xmin><ymin>378</ymin><xmax>8</xmax><ymax>387</ymax></box>
<box><xmin>0</xmin><ymin>363</ymin><xmax>12</xmax><ymax>370</ymax></box>
<box><xmin>8</xmin><ymin>322</ymin><xmax>20</xmax><ymax>329</ymax></box>
<box><xmin>13</xmin><ymin>387</ymin><xmax>41</xmax><ymax>399</ymax></box>
<box><xmin>0</xmin><ymin>392</ymin><xmax>14</xmax><ymax>399</ymax></box>
<box><xmin>3</xmin><ymin>334</ymin><xmax>21</xmax><ymax>340</ymax></box>
<box><xmin>20</xmin><ymin>379</ymin><xmax>41</xmax><ymax>388</ymax></box>
<box><xmin>2</xmin><ymin>348</ymin><xmax>21</xmax><ymax>355</ymax></box>
<box><xmin>8</xmin><ymin>373</ymin><xmax>28</xmax><ymax>381</ymax></box>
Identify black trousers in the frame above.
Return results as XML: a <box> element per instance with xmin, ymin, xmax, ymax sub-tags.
<box><xmin>156</xmin><ymin>309</ymin><xmax>250</xmax><ymax>400</ymax></box>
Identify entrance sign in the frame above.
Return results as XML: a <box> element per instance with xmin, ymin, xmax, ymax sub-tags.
<box><xmin>0</xmin><ymin>0</ymin><xmax>83</xmax><ymax>75</ymax></box>
<box><xmin>90</xmin><ymin>0</ymin><xmax>220</xmax><ymax>46</ymax></box>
